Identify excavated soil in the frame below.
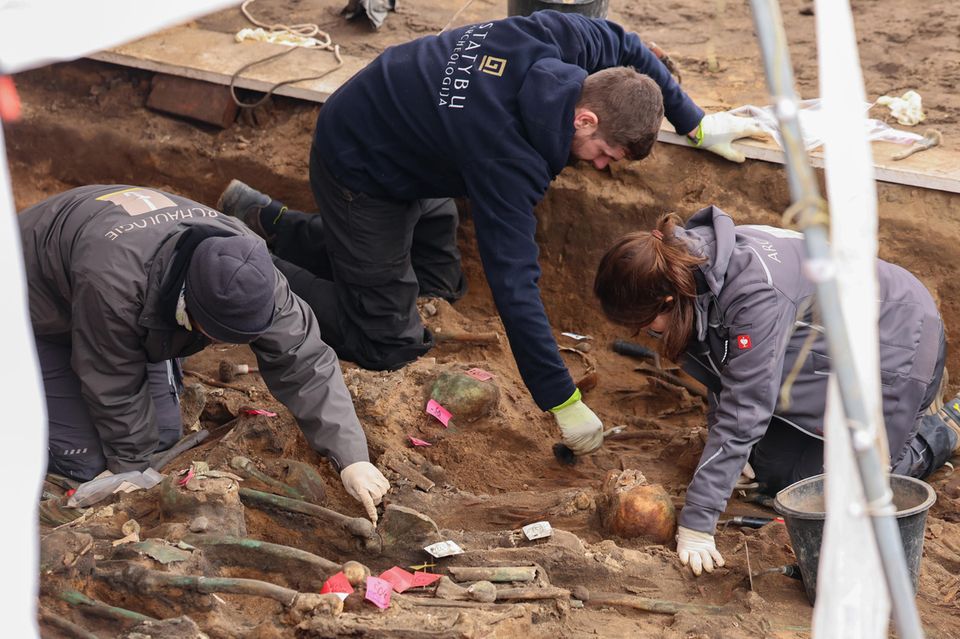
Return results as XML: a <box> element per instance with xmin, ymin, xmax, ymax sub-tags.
<box><xmin>8</xmin><ymin>1</ymin><xmax>960</xmax><ymax>637</ymax></box>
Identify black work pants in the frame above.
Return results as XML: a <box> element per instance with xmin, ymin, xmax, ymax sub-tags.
<box><xmin>751</xmin><ymin>332</ymin><xmax>955</xmax><ymax>494</ymax></box>
<box><xmin>271</xmin><ymin>153</ymin><xmax>465</xmax><ymax>371</ymax></box>
<box><xmin>37</xmin><ymin>337</ymin><xmax>182</xmax><ymax>482</ymax></box>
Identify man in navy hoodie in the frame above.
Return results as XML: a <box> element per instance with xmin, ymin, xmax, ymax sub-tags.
<box><xmin>218</xmin><ymin>11</ymin><xmax>763</xmax><ymax>457</ymax></box>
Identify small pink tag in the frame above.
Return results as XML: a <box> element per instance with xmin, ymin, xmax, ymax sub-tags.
<box><xmin>365</xmin><ymin>576</ymin><xmax>392</xmax><ymax>609</ymax></box>
<box><xmin>411</xmin><ymin>571</ymin><xmax>441</xmax><ymax>587</ymax></box>
<box><xmin>320</xmin><ymin>572</ymin><xmax>354</xmax><ymax>601</ymax></box>
<box><xmin>425</xmin><ymin>399</ymin><xmax>452</xmax><ymax>427</ymax></box>
<box><xmin>465</xmin><ymin>367</ymin><xmax>494</xmax><ymax>381</ymax></box>
<box><xmin>379</xmin><ymin>567</ymin><xmax>416</xmax><ymax>593</ymax></box>
<box><xmin>243</xmin><ymin>409</ymin><xmax>278</xmax><ymax>417</ymax></box>
<box><xmin>408</xmin><ymin>435</ymin><xmax>432</xmax><ymax>447</ymax></box>
<box><xmin>177</xmin><ymin>467</ymin><xmax>195</xmax><ymax>487</ymax></box>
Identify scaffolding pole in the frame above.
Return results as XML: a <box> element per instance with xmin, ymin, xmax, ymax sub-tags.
<box><xmin>747</xmin><ymin>1</ymin><xmax>924</xmax><ymax>637</ymax></box>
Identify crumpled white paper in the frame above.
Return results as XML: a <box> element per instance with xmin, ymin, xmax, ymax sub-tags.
<box><xmin>730</xmin><ymin>99</ymin><xmax>923</xmax><ymax>151</ymax></box>
<box><xmin>876</xmin><ymin>90</ymin><xmax>925</xmax><ymax>126</ymax></box>
<box><xmin>235</xmin><ymin>27</ymin><xmax>325</xmax><ymax>48</ymax></box>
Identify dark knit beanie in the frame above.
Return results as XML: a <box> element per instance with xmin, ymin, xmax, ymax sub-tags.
<box><xmin>184</xmin><ymin>235</ymin><xmax>276</xmax><ymax>343</ymax></box>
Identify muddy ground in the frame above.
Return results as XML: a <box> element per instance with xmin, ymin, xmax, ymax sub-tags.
<box><xmin>8</xmin><ymin>0</ymin><xmax>960</xmax><ymax>637</ymax></box>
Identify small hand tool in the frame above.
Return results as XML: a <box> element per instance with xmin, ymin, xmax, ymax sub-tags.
<box><xmin>720</xmin><ymin>515</ymin><xmax>781</xmax><ymax>530</ymax></box>
<box><xmin>552</xmin><ymin>426</ymin><xmax>627</xmax><ymax>466</ymax></box>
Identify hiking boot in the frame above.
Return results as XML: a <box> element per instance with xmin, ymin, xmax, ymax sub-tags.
<box><xmin>937</xmin><ymin>395</ymin><xmax>960</xmax><ymax>455</ymax></box>
<box><xmin>216</xmin><ymin>179</ymin><xmax>274</xmax><ymax>242</ymax></box>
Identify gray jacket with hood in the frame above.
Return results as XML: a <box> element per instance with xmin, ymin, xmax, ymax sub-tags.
<box><xmin>21</xmin><ymin>185</ymin><xmax>369</xmax><ymax>474</ymax></box>
<box><xmin>677</xmin><ymin>206</ymin><xmax>942</xmax><ymax>533</ymax></box>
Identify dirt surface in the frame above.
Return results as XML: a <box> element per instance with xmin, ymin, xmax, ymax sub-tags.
<box><xmin>8</xmin><ymin>0</ymin><xmax>960</xmax><ymax>637</ymax></box>
<box><xmin>193</xmin><ymin>0</ymin><xmax>960</xmax><ymax>139</ymax></box>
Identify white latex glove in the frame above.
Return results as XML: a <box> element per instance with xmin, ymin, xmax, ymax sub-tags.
<box><xmin>734</xmin><ymin>460</ymin><xmax>757</xmax><ymax>490</ymax></box>
<box><xmin>676</xmin><ymin>526</ymin><xmax>725</xmax><ymax>576</ymax></box>
<box><xmin>691</xmin><ymin>112</ymin><xmax>767</xmax><ymax>162</ymax></box>
<box><xmin>340</xmin><ymin>461</ymin><xmax>390</xmax><ymax>525</ymax></box>
<box><xmin>551</xmin><ymin>399</ymin><xmax>604</xmax><ymax>455</ymax></box>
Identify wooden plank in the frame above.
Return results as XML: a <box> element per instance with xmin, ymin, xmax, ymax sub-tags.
<box><xmin>88</xmin><ymin>25</ymin><xmax>366</xmax><ymax>103</ymax></box>
<box><xmin>147</xmin><ymin>74</ymin><xmax>238</xmax><ymax>128</ymax></box>
<box><xmin>88</xmin><ymin>23</ymin><xmax>960</xmax><ymax>195</ymax></box>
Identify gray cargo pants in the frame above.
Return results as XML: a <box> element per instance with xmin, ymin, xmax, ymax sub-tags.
<box><xmin>752</xmin><ymin>330</ymin><xmax>954</xmax><ymax>493</ymax></box>
<box><xmin>37</xmin><ymin>338</ymin><xmax>183</xmax><ymax>482</ymax></box>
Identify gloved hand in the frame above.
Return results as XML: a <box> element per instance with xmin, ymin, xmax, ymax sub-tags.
<box><xmin>550</xmin><ymin>389</ymin><xmax>604</xmax><ymax>456</ymax></box>
<box><xmin>676</xmin><ymin>526</ymin><xmax>725</xmax><ymax>576</ymax></box>
<box><xmin>689</xmin><ymin>112</ymin><xmax>766</xmax><ymax>162</ymax></box>
<box><xmin>734</xmin><ymin>460</ymin><xmax>757</xmax><ymax>490</ymax></box>
<box><xmin>340</xmin><ymin>461</ymin><xmax>391</xmax><ymax>525</ymax></box>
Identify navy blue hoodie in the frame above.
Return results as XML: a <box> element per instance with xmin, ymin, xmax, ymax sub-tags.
<box><xmin>313</xmin><ymin>11</ymin><xmax>704</xmax><ymax>410</ymax></box>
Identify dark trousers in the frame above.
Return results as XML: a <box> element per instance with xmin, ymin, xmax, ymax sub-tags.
<box><xmin>752</xmin><ymin>334</ymin><xmax>955</xmax><ymax>494</ymax></box>
<box><xmin>271</xmin><ymin>153</ymin><xmax>465</xmax><ymax>371</ymax></box>
<box><xmin>37</xmin><ymin>338</ymin><xmax>183</xmax><ymax>482</ymax></box>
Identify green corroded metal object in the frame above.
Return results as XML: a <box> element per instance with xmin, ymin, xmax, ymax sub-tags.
<box><xmin>429</xmin><ymin>371</ymin><xmax>499</xmax><ymax>423</ymax></box>
<box><xmin>182</xmin><ymin>533</ymin><xmax>339</xmax><ymax>590</ymax></box>
<box><xmin>39</xmin><ymin>498</ymin><xmax>86</xmax><ymax>527</ymax></box>
<box><xmin>272</xmin><ymin>459</ymin><xmax>327</xmax><ymax>505</ymax></box>
<box><xmin>378</xmin><ymin>504</ymin><xmax>441</xmax><ymax>549</ymax></box>
<box><xmin>58</xmin><ymin>590</ymin><xmax>157</xmax><ymax>623</ymax></box>
<box><xmin>129</xmin><ymin>539</ymin><xmax>193</xmax><ymax>565</ymax></box>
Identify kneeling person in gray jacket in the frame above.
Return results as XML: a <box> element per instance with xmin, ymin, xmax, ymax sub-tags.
<box><xmin>595</xmin><ymin>207</ymin><xmax>960</xmax><ymax>576</ymax></box>
<box><xmin>21</xmin><ymin>185</ymin><xmax>389</xmax><ymax>521</ymax></box>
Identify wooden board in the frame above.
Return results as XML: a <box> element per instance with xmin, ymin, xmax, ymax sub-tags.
<box><xmin>146</xmin><ymin>74</ymin><xmax>238</xmax><ymax>128</ymax></box>
<box><xmin>89</xmin><ymin>24</ymin><xmax>960</xmax><ymax>194</ymax></box>
<box><xmin>89</xmin><ymin>25</ymin><xmax>366</xmax><ymax>103</ymax></box>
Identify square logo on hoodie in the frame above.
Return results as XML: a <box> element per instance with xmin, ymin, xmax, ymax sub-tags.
<box><xmin>97</xmin><ymin>188</ymin><xmax>176</xmax><ymax>216</ymax></box>
<box><xmin>478</xmin><ymin>55</ymin><xmax>507</xmax><ymax>77</ymax></box>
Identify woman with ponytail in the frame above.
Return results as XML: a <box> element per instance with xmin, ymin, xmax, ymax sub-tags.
<box><xmin>595</xmin><ymin>205</ymin><xmax>959</xmax><ymax>577</ymax></box>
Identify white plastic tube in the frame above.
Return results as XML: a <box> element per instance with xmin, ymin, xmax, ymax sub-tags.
<box><xmin>0</xmin><ymin>2</ymin><xmax>239</xmax><ymax>635</ymax></box>
<box><xmin>812</xmin><ymin>1</ymin><xmax>890</xmax><ymax>637</ymax></box>
<box><xmin>0</xmin><ymin>123</ymin><xmax>45</xmax><ymax>638</ymax></box>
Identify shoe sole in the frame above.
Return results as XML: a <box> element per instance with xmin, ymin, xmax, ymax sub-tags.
<box><xmin>216</xmin><ymin>178</ymin><xmax>247</xmax><ymax>215</ymax></box>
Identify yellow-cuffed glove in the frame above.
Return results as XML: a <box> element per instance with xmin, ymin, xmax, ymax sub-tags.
<box><xmin>690</xmin><ymin>112</ymin><xmax>767</xmax><ymax>162</ymax></box>
<box><xmin>550</xmin><ymin>389</ymin><xmax>604</xmax><ymax>456</ymax></box>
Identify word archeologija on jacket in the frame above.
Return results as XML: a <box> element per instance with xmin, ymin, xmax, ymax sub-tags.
<box><xmin>437</xmin><ymin>22</ymin><xmax>504</xmax><ymax>110</ymax></box>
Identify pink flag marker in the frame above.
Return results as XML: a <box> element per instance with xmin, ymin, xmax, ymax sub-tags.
<box><xmin>408</xmin><ymin>435</ymin><xmax>432</xmax><ymax>447</ymax></box>
<box><xmin>177</xmin><ymin>467</ymin><xmax>195</xmax><ymax>487</ymax></box>
<box><xmin>365</xmin><ymin>576</ymin><xmax>392</xmax><ymax>609</ymax></box>
<box><xmin>465</xmin><ymin>367</ymin><xmax>494</xmax><ymax>381</ymax></box>
<box><xmin>243</xmin><ymin>408</ymin><xmax>278</xmax><ymax>417</ymax></box>
<box><xmin>411</xmin><ymin>571</ymin><xmax>441</xmax><ymax>588</ymax></box>
<box><xmin>425</xmin><ymin>399</ymin><xmax>452</xmax><ymax>427</ymax></box>
<box><xmin>320</xmin><ymin>572</ymin><xmax>354</xmax><ymax>601</ymax></box>
<box><xmin>379</xmin><ymin>567</ymin><xmax>416</xmax><ymax>593</ymax></box>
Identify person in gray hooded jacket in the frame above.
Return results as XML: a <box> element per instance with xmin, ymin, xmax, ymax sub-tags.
<box><xmin>20</xmin><ymin>185</ymin><xmax>390</xmax><ymax>522</ymax></box>
<box><xmin>594</xmin><ymin>206</ymin><xmax>960</xmax><ymax>576</ymax></box>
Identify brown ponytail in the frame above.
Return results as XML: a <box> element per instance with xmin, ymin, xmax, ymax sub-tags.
<box><xmin>593</xmin><ymin>214</ymin><xmax>704</xmax><ymax>361</ymax></box>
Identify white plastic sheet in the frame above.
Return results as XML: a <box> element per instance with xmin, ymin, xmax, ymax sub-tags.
<box><xmin>67</xmin><ymin>469</ymin><xmax>165</xmax><ymax>508</ymax></box>
<box><xmin>731</xmin><ymin>100</ymin><xmax>922</xmax><ymax>151</ymax></box>
<box><xmin>0</xmin><ymin>0</ymin><xmax>239</xmax><ymax>73</ymax></box>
